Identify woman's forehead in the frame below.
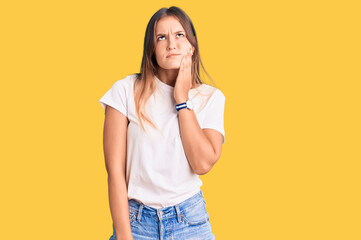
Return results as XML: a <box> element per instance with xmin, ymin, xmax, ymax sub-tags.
<box><xmin>155</xmin><ymin>16</ymin><xmax>184</xmax><ymax>33</ymax></box>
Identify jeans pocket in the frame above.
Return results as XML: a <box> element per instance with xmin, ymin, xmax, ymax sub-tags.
<box><xmin>181</xmin><ymin>200</ymin><xmax>210</xmax><ymax>226</ymax></box>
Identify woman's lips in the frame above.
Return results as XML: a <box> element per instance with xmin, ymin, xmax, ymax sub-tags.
<box><xmin>167</xmin><ymin>54</ymin><xmax>180</xmax><ymax>58</ymax></box>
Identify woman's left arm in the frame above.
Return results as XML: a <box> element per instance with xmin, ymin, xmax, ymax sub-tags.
<box><xmin>174</xmin><ymin>47</ymin><xmax>223</xmax><ymax>175</ymax></box>
<box><xmin>177</xmin><ymin>108</ymin><xmax>223</xmax><ymax>175</ymax></box>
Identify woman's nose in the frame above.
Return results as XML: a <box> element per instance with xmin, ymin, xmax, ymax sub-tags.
<box><xmin>167</xmin><ymin>38</ymin><xmax>176</xmax><ymax>50</ymax></box>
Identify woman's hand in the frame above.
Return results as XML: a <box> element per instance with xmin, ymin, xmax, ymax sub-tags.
<box><xmin>174</xmin><ymin>46</ymin><xmax>195</xmax><ymax>104</ymax></box>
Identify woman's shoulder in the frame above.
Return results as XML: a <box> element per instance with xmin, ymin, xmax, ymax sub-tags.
<box><xmin>194</xmin><ymin>83</ymin><xmax>225</xmax><ymax>100</ymax></box>
<box><xmin>112</xmin><ymin>73</ymin><xmax>138</xmax><ymax>88</ymax></box>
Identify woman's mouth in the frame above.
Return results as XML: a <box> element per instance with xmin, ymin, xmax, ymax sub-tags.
<box><xmin>167</xmin><ymin>54</ymin><xmax>181</xmax><ymax>58</ymax></box>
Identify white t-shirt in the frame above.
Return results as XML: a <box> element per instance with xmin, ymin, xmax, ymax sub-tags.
<box><xmin>99</xmin><ymin>74</ymin><xmax>225</xmax><ymax>209</ymax></box>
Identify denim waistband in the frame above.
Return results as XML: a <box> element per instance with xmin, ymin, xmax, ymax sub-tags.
<box><xmin>128</xmin><ymin>190</ymin><xmax>205</xmax><ymax>220</ymax></box>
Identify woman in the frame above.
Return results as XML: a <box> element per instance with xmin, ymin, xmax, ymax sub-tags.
<box><xmin>99</xmin><ymin>6</ymin><xmax>225</xmax><ymax>240</ymax></box>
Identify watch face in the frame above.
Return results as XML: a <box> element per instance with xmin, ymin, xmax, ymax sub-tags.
<box><xmin>186</xmin><ymin>100</ymin><xmax>194</xmax><ymax>110</ymax></box>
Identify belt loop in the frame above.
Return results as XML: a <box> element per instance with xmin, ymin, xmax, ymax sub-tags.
<box><xmin>156</xmin><ymin>209</ymin><xmax>164</xmax><ymax>240</ymax></box>
<box><xmin>137</xmin><ymin>204</ymin><xmax>143</xmax><ymax>222</ymax></box>
<box><xmin>175</xmin><ymin>204</ymin><xmax>182</xmax><ymax>223</ymax></box>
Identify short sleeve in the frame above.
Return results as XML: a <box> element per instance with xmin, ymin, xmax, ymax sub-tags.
<box><xmin>99</xmin><ymin>76</ymin><xmax>129</xmax><ymax>117</ymax></box>
<box><xmin>201</xmin><ymin>89</ymin><xmax>226</xmax><ymax>144</ymax></box>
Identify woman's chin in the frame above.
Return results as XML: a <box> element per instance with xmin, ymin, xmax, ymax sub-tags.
<box><xmin>161</xmin><ymin>64</ymin><xmax>181</xmax><ymax>70</ymax></box>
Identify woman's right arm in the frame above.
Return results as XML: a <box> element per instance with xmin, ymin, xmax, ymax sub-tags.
<box><xmin>103</xmin><ymin>105</ymin><xmax>133</xmax><ymax>240</ymax></box>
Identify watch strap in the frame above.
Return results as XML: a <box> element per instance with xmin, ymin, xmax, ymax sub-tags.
<box><xmin>175</xmin><ymin>102</ymin><xmax>187</xmax><ymax>111</ymax></box>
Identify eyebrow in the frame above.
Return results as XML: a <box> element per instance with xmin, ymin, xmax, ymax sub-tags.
<box><xmin>156</xmin><ymin>31</ymin><xmax>185</xmax><ymax>37</ymax></box>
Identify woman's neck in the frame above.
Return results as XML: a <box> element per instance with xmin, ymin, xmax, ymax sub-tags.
<box><xmin>155</xmin><ymin>68</ymin><xmax>202</xmax><ymax>89</ymax></box>
<box><xmin>156</xmin><ymin>68</ymin><xmax>179</xmax><ymax>87</ymax></box>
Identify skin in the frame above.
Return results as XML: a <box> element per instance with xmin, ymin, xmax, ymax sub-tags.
<box><xmin>154</xmin><ymin>16</ymin><xmax>223</xmax><ymax>175</ymax></box>
<box><xmin>103</xmin><ymin>106</ymin><xmax>133</xmax><ymax>240</ymax></box>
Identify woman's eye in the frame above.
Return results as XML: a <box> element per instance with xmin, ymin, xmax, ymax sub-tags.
<box><xmin>157</xmin><ymin>34</ymin><xmax>184</xmax><ymax>41</ymax></box>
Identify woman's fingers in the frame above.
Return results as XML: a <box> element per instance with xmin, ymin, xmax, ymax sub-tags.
<box><xmin>184</xmin><ymin>47</ymin><xmax>192</xmax><ymax>70</ymax></box>
<box><xmin>180</xmin><ymin>53</ymin><xmax>186</xmax><ymax>71</ymax></box>
<box><xmin>179</xmin><ymin>47</ymin><xmax>193</xmax><ymax>72</ymax></box>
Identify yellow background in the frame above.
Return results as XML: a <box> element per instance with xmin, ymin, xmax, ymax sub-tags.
<box><xmin>1</xmin><ymin>0</ymin><xmax>360</xmax><ymax>239</ymax></box>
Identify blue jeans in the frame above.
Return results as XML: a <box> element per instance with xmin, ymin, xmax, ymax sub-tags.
<box><xmin>109</xmin><ymin>190</ymin><xmax>215</xmax><ymax>240</ymax></box>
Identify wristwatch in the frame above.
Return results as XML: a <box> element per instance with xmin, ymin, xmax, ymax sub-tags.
<box><xmin>175</xmin><ymin>99</ymin><xmax>194</xmax><ymax>112</ymax></box>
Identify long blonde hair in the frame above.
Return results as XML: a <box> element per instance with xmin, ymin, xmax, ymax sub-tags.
<box><xmin>133</xmin><ymin>6</ymin><xmax>216</xmax><ymax>131</ymax></box>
